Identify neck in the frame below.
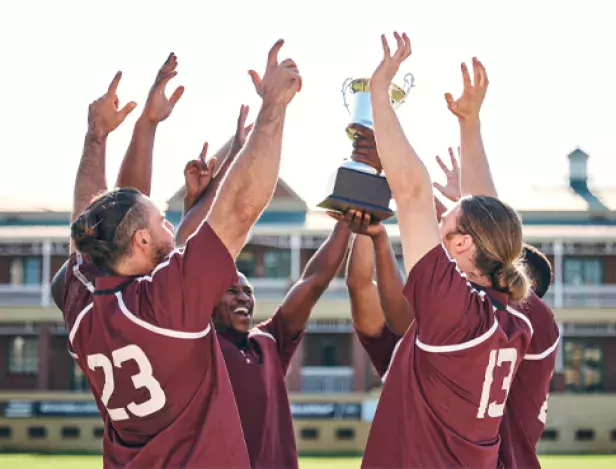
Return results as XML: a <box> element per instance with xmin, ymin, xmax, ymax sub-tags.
<box><xmin>466</xmin><ymin>270</ymin><xmax>492</xmax><ymax>288</ymax></box>
<box><xmin>113</xmin><ymin>257</ymin><xmax>151</xmax><ymax>277</ymax></box>
<box><xmin>215</xmin><ymin>323</ymin><xmax>248</xmax><ymax>347</ymax></box>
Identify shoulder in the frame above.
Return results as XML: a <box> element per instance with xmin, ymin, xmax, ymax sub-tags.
<box><xmin>63</xmin><ymin>252</ymin><xmax>102</xmax><ymax>326</ymax></box>
<box><xmin>249</xmin><ymin>328</ymin><xmax>277</xmax><ymax>344</ymax></box>
<box><xmin>519</xmin><ymin>292</ymin><xmax>560</xmax><ymax>360</ymax></box>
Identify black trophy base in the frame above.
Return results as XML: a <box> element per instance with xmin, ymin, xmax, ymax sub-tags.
<box><xmin>318</xmin><ymin>166</ymin><xmax>394</xmax><ymax>222</ymax></box>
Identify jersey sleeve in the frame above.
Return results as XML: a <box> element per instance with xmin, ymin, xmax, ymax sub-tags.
<box><xmin>62</xmin><ymin>252</ymin><xmax>100</xmax><ymax>331</ymax></box>
<box><xmin>403</xmin><ymin>244</ymin><xmax>495</xmax><ymax>347</ymax></box>
<box><xmin>133</xmin><ymin>221</ymin><xmax>238</xmax><ymax>333</ymax></box>
<box><xmin>523</xmin><ymin>292</ymin><xmax>560</xmax><ymax>359</ymax></box>
<box><xmin>355</xmin><ymin>325</ymin><xmax>401</xmax><ymax>378</ymax></box>
<box><xmin>256</xmin><ymin>308</ymin><xmax>304</xmax><ymax>373</ymax></box>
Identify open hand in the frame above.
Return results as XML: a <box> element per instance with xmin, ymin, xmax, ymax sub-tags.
<box><xmin>229</xmin><ymin>104</ymin><xmax>254</xmax><ymax>158</ymax></box>
<box><xmin>445</xmin><ymin>57</ymin><xmax>488</xmax><ymax>121</ymax></box>
<box><xmin>142</xmin><ymin>53</ymin><xmax>185</xmax><ymax>124</ymax></box>
<box><xmin>248</xmin><ymin>39</ymin><xmax>302</xmax><ymax>106</ymax></box>
<box><xmin>88</xmin><ymin>72</ymin><xmax>137</xmax><ymax>138</ymax></box>
<box><xmin>433</xmin><ymin>147</ymin><xmax>461</xmax><ymax>202</ymax></box>
<box><xmin>370</xmin><ymin>32</ymin><xmax>412</xmax><ymax>93</ymax></box>
<box><xmin>327</xmin><ymin>209</ymin><xmax>385</xmax><ymax>238</ymax></box>
<box><xmin>184</xmin><ymin>142</ymin><xmax>217</xmax><ymax>205</ymax></box>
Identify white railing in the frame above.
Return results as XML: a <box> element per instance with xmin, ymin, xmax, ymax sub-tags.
<box><xmin>300</xmin><ymin>366</ymin><xmax>354</xmax><ymax>393</ymax></box>
<box><xmin>543</xmin><ymin>285</ymin><xmax>616</xmax><ymax>308</ymax></box>
<box><xmin>4</xmin><ymin>280</ymin><xmax>616</xmax><ymax>309</ymax></box>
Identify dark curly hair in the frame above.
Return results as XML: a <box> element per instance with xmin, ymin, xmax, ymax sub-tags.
<box><xmin>522</xmin><ymin>243</ymin><xmax>553</xmax><ymax>299</ymax></box>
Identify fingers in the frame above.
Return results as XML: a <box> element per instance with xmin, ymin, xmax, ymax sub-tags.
<box><xmin>206</xmin><ymin>156</ymin><xmax>217</xmax><ymax>174</ymax></box>
<box><xmin>169</xmin><ymin>86</ymin><xmax>185</xmax><ymax>107</ymax></box>
<box><xmin>433</xmin><ymin>181</ymin><xmax>447</xmax><ymax>198</ymax></box>
<box><xmin>200</xmin><ymin>141</ymin><xmax>209</xmax><ymax>160</ymax></box>
<box><xmin>244</xmin><ymin>122</ymin><xmax>255</xmax><ymax>134</ymax></box>
<box><xmin>359</xmin><ymin>212</ymin><xmax>372</xmax><ymax>231</ymax></box>
<box><xmin>248</xmin><ymin>70</ymin><xmax>262</xmax><ymax>92</ymax></box>
<box><xmin>448</xmin><ymin>147</ymin><xmax>459</xmax><ymax>169</ymax></box>
<box><xmin>326</xmin><ymin>211</ymin><xmax>344</xmax><ymax>222</ymax></box>
<box><xmin>402</xmin><ymin>32</ymin><xmax>412</xmax><ymax>60</ymax></box>
<box><xmin>118</xmin><ymin>101</ymin><xmax>138</xmax><ymax>120</ymax></box>
<box><xmin>461</xmin><ymin>62</ymin><xmax>471</xmax><ymax>90</ymax></box>
<box><xmin>472</xmin><ymin>57</ymin><xmax>481</xmax><ymax>91</ymax></box>
<box><xmin>474</xmin><ymin>57</ymin><xmax>489</xmax><ymax>89</ymax></box>
<box><xmin>444</xmin><ymin>92</ymin><xmax>456</xmax><ymax>112</ymax></box>
<box><xmin>153</xmin><ymin>71</ymin><xmax>178</xmax><ymax>91</ymax></box>
<box><xmin>267</xmin><ymin>39</ymin><xmax>284</xmax><ymax>70</ymax></box>
<box><xmin>236</xmin><ymin>104</ymin><xmax>249</xmax><ymax>133</ymax></box>
<box><xmin>108</xmin><ymin>71</ymin><xmax>122</xmax><ymax>95</ymax></box>
<box><xmin>380</xmin><ymin>34</ymin><xmax>391</xmax><ymax>59</ymax></box>
<box><xmin>159</xmin><ymin>53</ymin><xmax>178</xmax><ymax>77</ymax></box>
<box><xmin>435</xmin><ymin>155</ymin><xmax>450</xmax><ymax>174</ymax></box>
<box><xmin>279</xmin><ymin>58</ymin><xmax>298</xmax><ymax>70</ymax></box>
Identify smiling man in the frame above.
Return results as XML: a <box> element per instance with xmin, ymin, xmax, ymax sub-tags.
<box><xmin>176</xmin><ymin>108</ymin><xmax>351</xmax><ymax>469</ymax></box>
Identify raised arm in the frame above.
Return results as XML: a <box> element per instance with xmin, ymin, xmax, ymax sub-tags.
<box><xmin>206</xmin><ymin>40</ymin><xmax>302</xmax><ymax>258</ymax></box>
<box><xmin>279</xmin><ymin>221</ymin><xmax>351</xmax><ymax>336</ymax></box>
<box><xmin>176</xmin><ymin>105</ymin><xmax>252</xmax><ymax>245</ymax></box>
<box><xmin>445</xmin><ymin>58</ymin><xmax>495</xmax><ymax>197</ymax></box>
<box><xmin>72</xmin><ymin>72</ymin><xmax>137</xmax><ymax>228</ymax></box>
<box><xmin>54</xmin><ymin>72</ymin><xmax>136</xmax><ymax>308</ymax></box>
<box><xmin>344</xmin><ymin>222</ymin><xmax>401</xmax><ymax>378</ymax></box>
<box><xmin>115</xmin><ymin>53</ymin><xmax>184</xmax><ymax>195</ymax></box>
<box><xmin>369</xmin><ymin>33</ymin><xmax>440</xmax><ymax>274</ymax></box>
<box><xmin>345</xmin><ymin>232</ymin><xmax>385</xmax><ymax>337</ymax></box>
<box><xmin>335</xmin><ymin>210</ymin><xmax>411</xmax><ymax>335</ymax></box>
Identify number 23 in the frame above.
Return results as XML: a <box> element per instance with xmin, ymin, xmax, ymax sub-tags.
<box><xmin>87</xmin><ymin>345</ymin><xmax>166</xmax><ymax>421</ymax></box>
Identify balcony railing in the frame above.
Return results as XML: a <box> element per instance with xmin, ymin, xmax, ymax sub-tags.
<box><xmin>3</xmin><ymin>280</ymin><xmax>616</xmax><ymax>309</ymax></box>
<box><xmin>542</xmin><ymin>285</ymin><xmax>616</xmax><ymax>308</ymax></box>
<box><xmin>300</xmin><ymin>366</ymin><xmax>354</xmax><ymax>393</ymax></box>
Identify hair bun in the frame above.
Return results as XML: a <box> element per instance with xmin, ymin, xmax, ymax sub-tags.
<box><xmin>70</xmin><ymin>210</ymin><xmax>99</xmax><ymax>245</ymax></box>
<box><xmin>493</xmin><ymin>262</ymin><xmax>531</xmax><ymax>303</ymax></box>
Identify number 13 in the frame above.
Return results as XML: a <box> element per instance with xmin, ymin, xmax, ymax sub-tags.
<box><xmin>477</xmin><ymin>348</ymin><xmax>517</xmax><ymax>419</ymax></box>
<box><xmin>87</xmin><ymin>344</ymin><xmax>166</xmax><ymax>421</ymax></box>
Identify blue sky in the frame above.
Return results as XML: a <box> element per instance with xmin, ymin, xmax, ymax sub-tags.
<box><xmin>1</xmin><ymin>0</ymin><xmax>615</xmax><ymax>210</ymax></box>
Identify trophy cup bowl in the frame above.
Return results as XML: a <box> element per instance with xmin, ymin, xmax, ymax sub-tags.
<box><xmin>318</xmin><ymin>73</ymin><xmax>414</xmax><ymax>222</ymax></box>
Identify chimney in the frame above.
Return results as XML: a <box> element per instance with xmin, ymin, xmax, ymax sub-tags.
<box><xmin>568</xmin><ymin>148</ymin><xmax>589</xmax><ymax>191</ymax></box>
<box><xmin>567</xmin><ymin>148</ymin><xmax>609</xmax><ymax>213</ymax></box>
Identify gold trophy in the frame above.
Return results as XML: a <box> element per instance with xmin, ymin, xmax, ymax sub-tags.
<box><xmin>318</xmin><ymin>74</ymin><xmax>414</xmax><ymax>221</ymax></box>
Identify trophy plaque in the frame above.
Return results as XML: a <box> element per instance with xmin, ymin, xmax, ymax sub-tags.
<box><xmin>318</xmin><ymin>74</ymin><xmax>414</xmax><ymax>222</ymax></box>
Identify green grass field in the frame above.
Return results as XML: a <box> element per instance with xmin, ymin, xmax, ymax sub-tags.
<box><xmin>0</xmin><ymin>454</ymin><xmax>615</xmax><ymax>468</ymax></box>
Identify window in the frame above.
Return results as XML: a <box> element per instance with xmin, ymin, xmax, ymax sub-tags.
<box><xmin>564</xmin><ymin>258</ymin><xmax>602</xmax><ymax>285</ymax></box>
<box><xmin>303</xmin><ymin>334</ymin><xmax>352</xmax><ymax>367</ymax></box>
<box><xmin>263</xmin><ymin>249</ymin><xmax>291</xmax><ymax>278</ymax></box>
<box><xmin>9</xmin><ymin>257</ymin><xmax>41</xmax><ymax>285</ymax></box>
<box><xmin>563</xmin><ymin>338</ymin><xmax>603</xmax><ymax>393</ymax></box>
<box><xmin>8</xmin><ymin>336</ymin><xmax>38</xmax><ymax>374</ymax></box>
<box><xmin>72</xmin><ymin>363</ymin><xmax>90</xmax><ymax>391</ymax></box>
<box><xmin>236</xmin><ymin>251</ymin><xmax>256</xmax><ymax>278</ymax></box>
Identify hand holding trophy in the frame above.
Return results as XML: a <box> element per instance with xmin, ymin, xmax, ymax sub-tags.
<box><xmin>318</xmin><ymin>39</ymin><xmax>414</xmax><ymax>222</ymax></box>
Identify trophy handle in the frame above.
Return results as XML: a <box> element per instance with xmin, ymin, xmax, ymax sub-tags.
<box><xmin>394</xmin><ymin>73</ymin><xmax>415</xmax><ymax>107</ymax></box>
<box><xmin>341</xmin><ymin>78</ymin><xmax>353</xmax><ymax>111</ymax></box>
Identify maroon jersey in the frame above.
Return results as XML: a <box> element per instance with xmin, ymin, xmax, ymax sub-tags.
<box><xmin>218</xmin><ymin>308</ymin><xmax>303</xmax><ymax>469</ymax></box>
<box><xmin>356</xmin><ymin>324</ymin><xmax>401</xmax><ymax>378</ymax></box>
<box><xmin>498</xmin><ymin>292</ymin><xmax>559</xmax><ymax>469</ymax></box>
<box><xmin>362</xmin><ymin>245</ymin><xmax>533</xmax><ymax>469</ymax></box>
<box><xmin>62</xmin><ymin>222</ymin><xmax>250</xmax><ymax>469</ymax></box>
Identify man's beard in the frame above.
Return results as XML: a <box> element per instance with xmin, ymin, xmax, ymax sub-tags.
<box><xmin>152</xmin><ymin>240</ymin><xmax>173</xmax><ymax>266</ymax></box>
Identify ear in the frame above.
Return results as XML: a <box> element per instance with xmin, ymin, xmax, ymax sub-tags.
<box><xmin>132</xmin><ymin>228</ymin><xmax>152</xmax><ymax>255</ymax></box>
<box><xmin>451</xmin><ymin>233</ymin><xmax>474</xmax><ymax>256</ymax></box>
